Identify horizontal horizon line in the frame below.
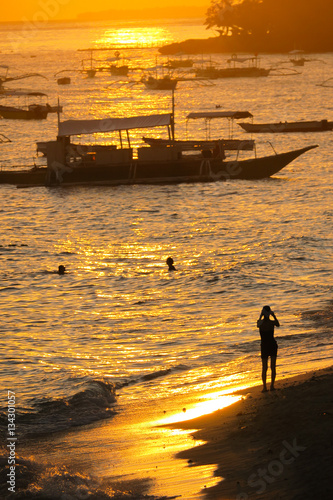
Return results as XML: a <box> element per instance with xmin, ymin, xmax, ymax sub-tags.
<box><xmin>0</xmin><ymin>7</ymin><xmax>208</xmax><ymax>25</ymax></box>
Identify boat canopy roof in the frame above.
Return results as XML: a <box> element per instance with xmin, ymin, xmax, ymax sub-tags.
<box><xmin>186</xmin><ymin>111</ymin><xmax>253</xmax><ymax>120</ymax></box>
<box><xmin>58</xmin><ymin>113</ymin><xmax>172</xmax><ymax>136</ymax></box>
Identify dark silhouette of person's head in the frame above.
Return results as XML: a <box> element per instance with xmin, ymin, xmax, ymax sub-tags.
<box><xmin>166</xmin><ymin>257</ymin><xmax>176</xmax><ymax>271</ymax></box>
<box><xmin>58</xmin><ymin>265</ymin><xmax>66</xmax><ymax>275</ymax></box>
<box><xmin>262</xmin><ymin>305</ymin><xmax>271</xmax><ymax>318</ymax></box>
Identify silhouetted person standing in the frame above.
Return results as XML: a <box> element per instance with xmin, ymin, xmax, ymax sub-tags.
<box><xmin>166</xmin><ymin>257</ymin><xmax>176</xmax><ymax>271</ymax></box>
<box><xmin>257</xmin><ymin>305</ymin><xmax>280</xmax><ymax>392</ymax></box>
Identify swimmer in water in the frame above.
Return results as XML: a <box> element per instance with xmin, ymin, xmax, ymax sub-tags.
<box><xmin>166</xmin><ymin>257</ymin><xmax>176</xmax><ymax>271</ymax></box>
<box><xmin>58</xmin><ymin>265</ymin><xmax>66</xmax><ymax>275</ymax></box>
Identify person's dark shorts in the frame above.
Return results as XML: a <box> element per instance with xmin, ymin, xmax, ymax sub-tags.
<box><xmin>261</xmin><ymin>341</ymin><xmax>278</xmax><ymax>359</ymax></box>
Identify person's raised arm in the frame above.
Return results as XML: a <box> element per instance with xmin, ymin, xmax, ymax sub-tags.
<box><xmin>271</xmin><ymin>311</ymin><xmax>280</xmax><ymax>327</ymax></box>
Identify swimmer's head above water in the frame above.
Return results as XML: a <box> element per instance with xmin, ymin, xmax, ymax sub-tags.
<box><xmin>166</xmin><ymin>257</ymin><xmax>176</xmax><ymax>271</ymax></box>
<box><xmin>58</xmin><ymin>265</ymin><xmax>66</xmax><ymax>275</ymax></box>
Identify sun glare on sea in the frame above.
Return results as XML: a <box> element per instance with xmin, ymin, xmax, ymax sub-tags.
<box><xmin>157</xmin><ymin>393</ymin><xmax>243</xmax><ymax>425</ymax></box>
<box><xmin>94</xmin><ymin>27</ymin><xmax>172</xmax><ymax>49</ymax></box>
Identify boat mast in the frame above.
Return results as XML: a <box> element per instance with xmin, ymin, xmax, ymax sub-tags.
<box><xmin>57</xmin><ymin>96</ymin><xmax>61</xmax><ymax>132</ymax></box>
<box><xmin>171</xmin><ymin>88</ymin><xmax>175</xmax><ymax>141</ymax></box>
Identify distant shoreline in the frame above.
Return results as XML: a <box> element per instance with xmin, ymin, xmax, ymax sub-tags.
<box><xmin>159</xmin><ymin>34</ymin><xmax>333</xmax><ymax>55</ymax></box>
<box><xmin>0</xmin><ymin>8</ymin><xmax>206</xmax><ymax>25</ymax></box>
<box><xmin>1</xmin><ymin>15</ymin><xmax>332</xmax><ymax>55</ymax></box>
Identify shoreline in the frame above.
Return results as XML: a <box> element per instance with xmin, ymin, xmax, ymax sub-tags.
<box><xmin>168</xmin><ymin>365</ymin><xmax>333</xmax><ymax>499</ymax></box>
<box><xmin>159</xmin><ymin>36</ymin><xmax>333</xmax><ymax>55</ymax></box>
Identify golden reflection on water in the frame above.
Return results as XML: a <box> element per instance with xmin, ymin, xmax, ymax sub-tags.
<box><xmin>100</xmin><ymin>421</ymin><xmax>221</xmax><ymax>498</ymax></box>
<box><xmin>95</xmin><ymin>27</ymin><xmax>171</xmax><ymax>49</ymax></box>
<box><xmin>157</xmin><ymin>392</ymin><xmax>243</xmax><ymax>425</ymax></box>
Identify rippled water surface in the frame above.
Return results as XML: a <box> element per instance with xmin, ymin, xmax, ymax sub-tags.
<box><xmin>0</xmin><ymin>18</ymin><xmax>333</xmax><ymax>499</ymax></box>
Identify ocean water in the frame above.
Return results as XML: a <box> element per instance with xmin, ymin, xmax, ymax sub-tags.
<box><xmin>0</xmin><ymin>18</ymin><xmax>333</xmax><ymax>499</ymax></box>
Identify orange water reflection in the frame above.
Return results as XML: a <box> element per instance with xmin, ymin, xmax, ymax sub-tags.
<box><xmin>94</xmin><ymin>27</ymin><xmax>171</xmax><ymax>49</ymax></box>
<box><xmin>157</xmin><ymin>391</ymin><xmax>243</xmax><ymax>425</ymax></box>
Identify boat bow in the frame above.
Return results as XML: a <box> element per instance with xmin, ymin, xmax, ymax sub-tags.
<box><xmin>214</xmin><ymin>145</ymin><xmax>319</xmax><ymax>180</ymax></box>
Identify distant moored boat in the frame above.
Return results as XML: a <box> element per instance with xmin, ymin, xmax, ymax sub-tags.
<box><xmin>238</xmin><ymin>119</ymin><xmax>333</xmax><ymax>133</ymax></box>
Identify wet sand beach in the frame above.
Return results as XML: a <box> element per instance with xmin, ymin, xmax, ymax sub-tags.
<box><xmin>171</xmin><ymin>366</ymin><xmax>333</xmax><ymax>500</ymax></box>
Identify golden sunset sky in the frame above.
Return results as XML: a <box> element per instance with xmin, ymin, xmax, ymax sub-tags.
<box><xmin>2</xmin><ymin>0</ymin><xmax>208</xmax><ymax>23</ymax></box>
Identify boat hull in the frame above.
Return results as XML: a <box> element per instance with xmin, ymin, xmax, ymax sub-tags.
<box><xmin>110</xmin><ymin>65</ymin><xmax>129</xmax><ymax>76</ymax></box>
<box><xmin>0</xmin><ymin>104</ymin><xmax>48</xmax><ymax>120</ymax></box>
<box><xmin>195</xmin><ymin>67</ymin><xmax>270</xmax><ymax>79</ymax></box>
<box><xmin>142</xmin><ymin>77</ymin><xmax>178</xmax><ymax>90</ymax></box>
<box><xmin>239</xmin><ymin>120</ymin><xmax>333</xmax><ymax>133</ymax></box>
<box><xmin>0</xmin><ymin>146</ymin><xmax>317</xmax><ymax>187</ymax></box>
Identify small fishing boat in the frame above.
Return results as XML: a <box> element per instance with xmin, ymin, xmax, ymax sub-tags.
<box><xmin>0</xmin><ymin>91</ymin><xmax>61</xmax><ymax>120</ymax></box>
<box><xmin>141</xmin><ymin>75</ymin><xmax>178</xmax><ymax>90</ymax></box>
<box><xmin>81</xmin><ymin>51</ymin><xmax>97</xmax><ymax>78</ymax></box>
<box><xmin>0</xmin><ymin>111</ymin><xmax>318</xmax><ymax>187</ymax></box>
<box><xmin>195</xmin><ymin>55</ymin><xmax>270</xmax><ymax>79</ymax></box>
<box><xmin>166</xmin><ymin>57</ymin><xmax>194</xmax><ymax>68</ymax></box>
<box><xmin>0</xmin><ymin>103</ymin><xmax>48</xmax><ymax>120</ymax></box>
<box><xmin>289</xmin><ymin>50</ymin><xmax>306</xmax><ymax>66</ymax></box>
<box><xmin>57</xmin><ymin>76</ymin><xmax>71</xmax><ymax>85</ymax></box>
<box><xmin>107</xmin><ymin>51</ymin><xmax>130</xmax><ymax>76</ymax></box>
<box><xmin>238</xmin><ymin>120</ymin><xmax>333</xmax><ymax>133</ymax></box>
<box><xmin>110</xmin><ymin>64</ymin><xmax>129</xmax><ymax>76</ymax></box>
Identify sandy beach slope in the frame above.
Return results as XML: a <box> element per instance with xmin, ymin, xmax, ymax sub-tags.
<box><xmin>170</xmin><ymin>366</ymin><xmax>333</xmax><ymax>500</ymax></box>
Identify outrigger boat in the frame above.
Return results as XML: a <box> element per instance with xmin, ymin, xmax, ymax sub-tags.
<box><xmin>81</xmin><ymin>51</ymin><xmax>97</xmax><ymax>78</ymax></box>
<box><xmin>143</xmin><ymin>111</ymin><xmax>255</xmax><ymax>154</ymax></box>
<box><xmin>0</xmin><ymin>103</ymin><xmax>48</xmax><ymax>120</ymax></box>
<box><xmin>195</xmin><ymin>55</ymin><xmax>270</xmax><ymax>79</ymax></box>
<box><xmin>289</xmin><ymin>50</ymin><xmax>307</xmax><ymax>66</ymax></box>
<box><xmin>0</xmin><ymin>92</ymin><xmax>61</xmax><ymax>120</ymax></box>
<box><xmin>238</xmin><ymin>119</ymin><xmax>333</xmax><ymax>133</ymax></box>
<box><xmin>0</xmin><ymin>109</ymin><xmax>318</xmax><ymax>187</ymax></box>
<box><xmin>0</xmin><ymin>67</ymin><xmax>48</xmax><ymax>95</ymax></box>
<box><xmin>141</xmin><ymin>75</ymin><xmax>178</xmax><ymax>90</ymax></box>
<box><xmin>108</xmin><ymin>52</ymin><xmax>129</xmax><ymax>76</ymax></box>
<box><xmin>165</xmin><ymin>56</ymin><xmax>194</xmax><ymax>68</ymax></box>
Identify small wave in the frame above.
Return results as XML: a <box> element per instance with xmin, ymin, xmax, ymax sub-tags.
<box><xmin>0</xmin><ymin>244</ymin><xmax>28</xmax><ymax>248</ymax></box>
<box><xmin>1</xmin><ymin>380</ymin><xmax>117</xmax><ymax>439</ymax></box>
<box><xmin>120</xmin><ymin>365</ymin><xmax>189</xmax><ymax>388</ymax></box>
<box><xmin>0</xmin><ymin>456</ymin><xmax>171</xmax><ymax>499</ymax></box>
<box><xmin>301</xmin><ymin>301</ymin><xmax>333</xmax><ymax>327</ymax></box>
<box><xmin>217</xmin><ymin>190</ymin><xmax>238</xmax><ymax>197</ymax></box>
<box><xmin>135</xmin><ymin>209</ymin><xmax>160</xmax><ymax>213</ymax></box>
<box><xmin>206</xmin><ymin>275</ymin><xmax>219</xmax><ymax>283</ymax></box>
<box><xmin>141</xmin><ymin>368</ymin><xmax>172</xmax><ymax>382</ymax></box>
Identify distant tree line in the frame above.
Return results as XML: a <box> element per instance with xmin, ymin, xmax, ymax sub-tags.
<box><xmin>204</xmin><ymin>0</ymin><xmax>333</xmax><ymax>52</ymax></box>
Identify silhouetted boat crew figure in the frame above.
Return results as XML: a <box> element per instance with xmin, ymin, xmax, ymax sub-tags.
<box><xmin>257</xmin><ymin>305</ymin><xmax>280</xmax><ymax>392</ymax></box>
